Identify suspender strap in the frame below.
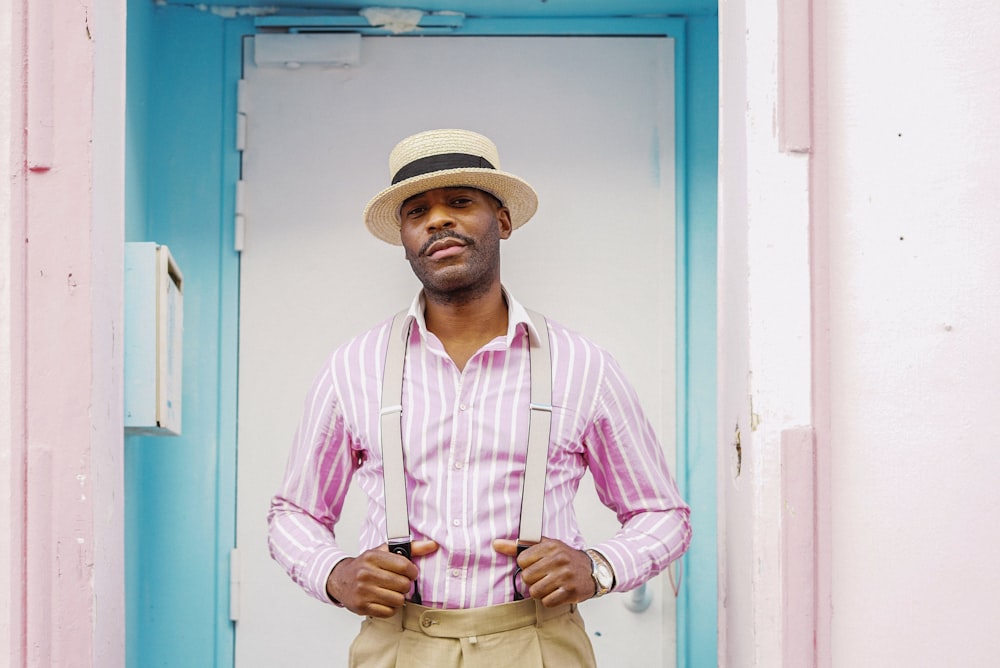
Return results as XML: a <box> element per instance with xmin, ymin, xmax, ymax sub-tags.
<box><xmin>516</xmin><ymin>309</ymin><xmax>553</xmax><ymax>549</ymax></box>
<box><xmin>378</xmin><ymin>308</ymin><xmax>553</xmax><ymax>602</ymax></box>
<box><xmin>380</xmin><ymin>311</ymin><xmax>412</xmax><ymax>559</ymax></box>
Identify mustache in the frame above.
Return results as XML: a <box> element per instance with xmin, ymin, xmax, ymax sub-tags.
<box><xmin>419</xmin><ymin>230</ymin><xmax>475</xmax><ymax>256</ymax></box>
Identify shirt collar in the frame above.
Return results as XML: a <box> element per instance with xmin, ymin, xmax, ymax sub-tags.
<box><xmin>402</xmin><ymin>286</ymin><xmax>539</xmax><ymax>347</ymax></box>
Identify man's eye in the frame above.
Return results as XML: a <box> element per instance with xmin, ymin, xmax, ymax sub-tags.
<box><xmin>404</xmin><ymin>206</ymin><xmax>426</xmax><ymax>218</ymax></box>
<box><xmin>451</xmin><ymin>197</ymin><xmax>472</xmax><ymax>206</ymax></box>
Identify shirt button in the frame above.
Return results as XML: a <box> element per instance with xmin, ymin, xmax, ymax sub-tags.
<box><xmin>451</xmin><ymin>569</ymin><xmax>461</xmax><ymax>577</ymax></box>
<box><xmin>459</xmin><ymin>404</ymin><xmax>467</xmax><ymax>411</ymax></box>
<box><xmin>452</xmin><ymin>519</ymin><xmax>461</xmax><ymax>527</ymax></box>
<box><xmin>454</xmin><ymin>461</ymin><xmax>463</xmax><ymax>469</ymax></box>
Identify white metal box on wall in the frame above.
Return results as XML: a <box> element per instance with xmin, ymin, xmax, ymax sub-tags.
<box><xmin>124</xmin><ymin>242</ymin><xmax>184</xmax><ymax>435</ymax></box>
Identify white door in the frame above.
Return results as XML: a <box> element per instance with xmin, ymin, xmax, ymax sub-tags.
<box><xmin>235</xmin><ymin>35</ymin><xmax>677</xmax><ymax>667</ymax></box>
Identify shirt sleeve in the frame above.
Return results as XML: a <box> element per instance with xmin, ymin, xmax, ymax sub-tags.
<box><xmin>267</xmin><ymin>359</ymin><xmax>358</xmax><ymax>605</ymax></box>
<box><xmin>583</xmin><ymin>352</ymin><xmax>692</xmax><ymax>593</ymax></box>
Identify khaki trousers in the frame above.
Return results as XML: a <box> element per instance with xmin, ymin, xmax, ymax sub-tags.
<box><xmin>348</xmin><ymin>599</ymin><xmax>598</xmax><ymax>667</ymax></box>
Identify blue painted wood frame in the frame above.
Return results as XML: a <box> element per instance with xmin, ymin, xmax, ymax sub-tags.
<box><xmin>126</xmin><ymin>6</ymin><xmax>716</xmax><ymax>667</ymax></box>
<box><xmin>125</xmin><ymin>6</ymin><xmax>249</xmax><ymax>667</ymax></box>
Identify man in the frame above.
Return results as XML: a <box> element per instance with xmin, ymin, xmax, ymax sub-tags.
<box><xmin>268</xmin><ymin>128</ymin><xmax>691</xmax><ymax>666</ymax></box>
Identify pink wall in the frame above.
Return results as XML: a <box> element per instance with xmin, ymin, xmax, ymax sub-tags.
<box><xmin>1</xmin><ymin>0</ymin><xmax>126</xmax><ymax>665</ymax></box>
<box><xmin>820</xmin><ymin>2</ymin><xmax>1000</xmax><ymax>664</ymax></box>
<box><xmin>719</xmin><ymin>0</ymin><xmax>1000</xmax><ymax>666</ymax></box>
<box><xmin>1</xmin><ymin>3</ymin><xmax>27</xmax><ymax>662</ymax></box>
<box><xmin>717</xmin><ymin>0</ymin><xmax>815</xmax><ymax>663</ymax></box>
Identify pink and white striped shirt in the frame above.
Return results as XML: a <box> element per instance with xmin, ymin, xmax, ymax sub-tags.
<box><xmin>268</xmin><ymin>290</ymin><xmax>691</xmax><ymax>609</ymax></box>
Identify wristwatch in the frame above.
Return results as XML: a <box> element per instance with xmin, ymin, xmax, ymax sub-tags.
<box><xmin>585</xmin><ymin>549</ymin><xmax>615</xmax><ymax>598</ymax></box>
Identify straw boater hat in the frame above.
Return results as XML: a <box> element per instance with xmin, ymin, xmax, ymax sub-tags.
<box><xmin>363</xmin><ymin>129</ymin><xmax>539</xmax><ymax>245</ymax></box>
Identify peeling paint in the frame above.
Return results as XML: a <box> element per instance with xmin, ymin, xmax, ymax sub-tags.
<box><xmin>191</xmin><ymin>4</ymin><xmax>280</xmax><ymax>19</ymax></box>
<box><xmin>749</xmin><ymin>394</ymin><xmax>761</xmax><ymax>431</ymax></box>
<box><xmin>733</xmin><ymin>423</ymin><xmax>743</xmax><ymax>478</ymax></box>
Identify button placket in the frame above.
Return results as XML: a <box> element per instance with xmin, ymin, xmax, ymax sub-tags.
<box><xmin>448</xmin><ymin>375</ymin><xmax>473</xmax><ymax>527</ymax></box>
<box><xmin>444</xmin><ymin>367</ymin><xmax>476</xmax><ymax>585</ymax></box>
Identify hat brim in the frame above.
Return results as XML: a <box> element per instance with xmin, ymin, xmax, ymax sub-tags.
<box><xmin>363</xmin><ymin>168</ymin><xmax>539</xmax><ymax>246</ymax></box>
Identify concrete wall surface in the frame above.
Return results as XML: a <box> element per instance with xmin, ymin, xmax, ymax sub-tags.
<box><xmin>820</xmin><ymin>2</ymin><xmax>1000</xmax><ymax>666</ymax></box>
<box><xmin>719</xmin><ymin>0</ymin><xmax>1000</xmax><ymax>666</ymax></box>
<box><xmin>0</xmin><ymin>0</ymin><xmax>127</xmax><ymax>665</ymax></box>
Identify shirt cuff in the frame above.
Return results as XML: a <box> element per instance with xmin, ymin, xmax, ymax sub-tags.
<box><xmin>307</xmin><ymin>547</ymin><xmax>352</xmax><ymax>606</ymax></box>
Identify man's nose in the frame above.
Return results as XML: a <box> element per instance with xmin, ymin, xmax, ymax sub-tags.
<box><xmin>424</xmin><ymin>203</ymin><xmax>455</xmax><ymax>232</ymax></box>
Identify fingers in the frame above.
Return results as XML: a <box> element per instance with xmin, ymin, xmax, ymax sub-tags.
<box><xmin>411</xmin><ymin>539</ymin><xmax>439</xmax><ymax>557</ymax></box>
<box><xmin>328</xmin><ymin>543</ymin><xmax>434</xmax><ymax>617</ymax></box>
<box><xmin>492</xmin><ymin>538</ymin><xmax>518</xmax><ymax>556</ymax></box>
<box><xmin>493</xmin><ymin>537</ymin><xmax>594</xmax><ymax>606</ymax></box>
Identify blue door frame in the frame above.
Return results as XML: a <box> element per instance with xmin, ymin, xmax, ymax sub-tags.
<box><xmin>125</xmin><ymin>5</ymin><xmax>717</xmax><ymax>667</ymax></box>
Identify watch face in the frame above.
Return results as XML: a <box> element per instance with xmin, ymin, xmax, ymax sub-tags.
<box><xmin>596</xmin><ymin>562</ymin><xmax>613</xmax><ymax>588</ymax></box>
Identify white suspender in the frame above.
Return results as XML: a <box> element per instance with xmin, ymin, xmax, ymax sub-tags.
<box><xmin>379</xmin><ymin>311</ymin><xmax>412</xmax><ymax>560</ymax></box>
<box><xmin>517</xmin><ymin>309</ymin><xmax>553</xmax><ymax>548</ymax></box>
<box><xmin>378</xmin><ymin>309</ymin><xmax>553</xmax><ymax>601</ymax></box>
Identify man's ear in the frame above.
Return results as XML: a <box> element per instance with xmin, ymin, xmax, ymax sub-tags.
<box><xmin>497</xmin><ymin>207</ymin><xmax>513</xmax><ymax>240</ymax></box>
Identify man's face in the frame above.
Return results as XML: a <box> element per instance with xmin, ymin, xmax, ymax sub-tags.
<box><xmin>399</xmin><ymin>187</ymin><xmax>512</xmax><ymax>303</ymax></box>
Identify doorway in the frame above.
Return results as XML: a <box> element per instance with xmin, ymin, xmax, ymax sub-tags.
<box><xmin>234</xmin><ymin>34</ymin><xmax>677</xmax><ymax>667</ymax></box>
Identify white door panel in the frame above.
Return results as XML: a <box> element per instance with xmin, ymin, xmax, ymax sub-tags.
<box><xmin>236</xmin><ymin>35</ymin><xmax>676</xmax><ymax>667</ymax></box>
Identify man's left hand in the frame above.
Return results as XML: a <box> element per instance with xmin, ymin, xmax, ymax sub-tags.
<box><xmin>492</xmin><ymin>537</ymin><xmax>594</xmax><ymax>606</ymax></box>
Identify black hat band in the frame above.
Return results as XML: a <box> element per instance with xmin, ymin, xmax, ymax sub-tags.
<box><xmin>391</xmin><ymin>153</ymin><xmax>497</xmax><ymax>185</ymax></box>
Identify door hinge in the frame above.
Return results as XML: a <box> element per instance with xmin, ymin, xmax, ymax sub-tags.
<box><xmin>229</xmin><ymin>547</ymin><xmax>241</xmax><ymax>622</ymax></box>
<box><xmin>235</xmin><ymin>78</ymin><xmax>247</xmax><ymax>253</ymax></box>
<box><xmin>236</xmin><ymin>78</ymin><xmax>248</xmax><ymax>149</ymax></box>
<box><xmin>234</xmin><ymin>180</ymin><xmax>246</xmax><ymax>253</ymax></box>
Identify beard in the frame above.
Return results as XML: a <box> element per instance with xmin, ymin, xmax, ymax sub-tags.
<box><xmin>404</xmin><ymin>217</ymin><xmax>504</xmax><ymax>306</ymax></box>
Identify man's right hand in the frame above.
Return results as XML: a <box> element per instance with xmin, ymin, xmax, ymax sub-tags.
<box><xmin>325</xmin><ymin>540</ymin><xmax>438</xmax><ymax>617</ymax></box>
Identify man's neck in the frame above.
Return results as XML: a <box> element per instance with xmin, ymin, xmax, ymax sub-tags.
<box><xmin>422</xmin><ymin>285</ymin><xmax>509</xmax><ymax>370</ymax></box>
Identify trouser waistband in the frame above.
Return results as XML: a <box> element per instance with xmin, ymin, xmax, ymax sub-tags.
<box><xmin>389</xmin><ymin>599</ymin><xmax>575</xmax><ymax>639</ymax></box>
